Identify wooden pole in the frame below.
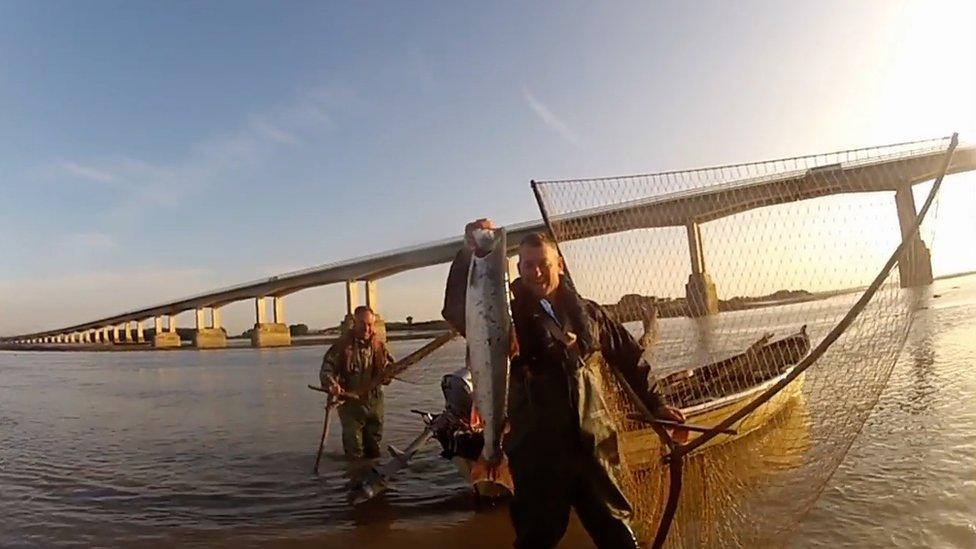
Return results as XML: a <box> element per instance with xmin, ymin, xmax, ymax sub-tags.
<box><xmin>313</xmin><ymin>398</ymin><xmax>336</xmax><ymax>475</ymax></box>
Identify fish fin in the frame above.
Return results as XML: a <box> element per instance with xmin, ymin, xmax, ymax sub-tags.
<box><xmin>387</xmin><ymin>445</ymin><xmax>405</xmax><ymax>459</ymax></box>
<box><xmin>469</xmin><ymin>455</ymin><xmax>514</xmax><ymax>494</ymax></box>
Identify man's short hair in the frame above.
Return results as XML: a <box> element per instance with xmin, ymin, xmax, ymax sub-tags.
<box><xmin>519</xmin><ymin>232</ymin><xmax>557</xmax><ymax>251</ymax></box>
<box><xmin>353</xmin><ymin>305</ymin><xmax>374</xmax><ymax>318</ymax></box>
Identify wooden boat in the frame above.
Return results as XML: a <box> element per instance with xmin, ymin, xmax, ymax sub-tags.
<box><xmin>619</xmin><ymin>326</ymin><xmax>811</xmax><ymax>468</ymax></box>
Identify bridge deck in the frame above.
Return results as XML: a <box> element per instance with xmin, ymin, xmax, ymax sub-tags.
<box><xmin>8</xmin><ymin>143</ymin><xmax>974</xmax><ymax>340</ymax></box>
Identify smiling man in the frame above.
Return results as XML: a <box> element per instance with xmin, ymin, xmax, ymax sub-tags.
<box><xmin>442</xmin><ymin>219</ymin><xmax>684</xmax><ymax>548</ymax></box>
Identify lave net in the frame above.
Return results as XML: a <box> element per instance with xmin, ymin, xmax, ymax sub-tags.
<box><xmin>531</xmin><ymin>136</ymin><xmax>963</xmax><ymax>547</ymax></box>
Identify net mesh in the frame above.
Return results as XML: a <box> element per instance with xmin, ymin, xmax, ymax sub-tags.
<box><xmin>531</xmin><ymin>137</ymin><xmax>957</xmax><ymax>547</ymax></box>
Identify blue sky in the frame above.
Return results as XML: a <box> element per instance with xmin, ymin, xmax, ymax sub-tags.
<box><xmin>1</xmin><ymin>1</ymin><xmax>974</xmax><ymax>335</ymax></box>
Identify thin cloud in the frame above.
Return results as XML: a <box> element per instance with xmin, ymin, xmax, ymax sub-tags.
<box><xmin>59</xmin><ymin>161</ymin><xmax>120</xmax><ymax>185</ymax></box>
<box><xmin>45</xmin><ymin>80</ymin><xmax>356</xmax><ymax>218</ymax></box>
<box><xmin>522</xmin><ymin>87</ymin><xmax>582</xmax><ymax>147</ymax></box>
<box><xmin>250</xmin><ymin>117</ymin><xmax>300</xmax><ymax>145</ymax></box>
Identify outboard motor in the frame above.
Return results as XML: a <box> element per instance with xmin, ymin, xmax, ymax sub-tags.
<box><xmin>434</xmin><ymin>367</ymin><xmax>484</xmax><ymax>460</ymax></box>
<box><xmin>441</xmin><ymin>367</ymin><xmax>474</xmax><ymax>418</ymax></box>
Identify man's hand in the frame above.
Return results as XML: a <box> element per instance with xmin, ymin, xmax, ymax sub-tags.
<box><xmin>326</xmin><ymin>376</ymin><xmax>345</xmax><ymax>398</ymax></box>
<box><xmin>465</xmin><ymin>218</ymin><xmax>495</xmax><ymax>250</ymax></box>
<box><xmin>653</xmin><ymin>403</ymin><xmax>685</xmax><ymax>423</ymax></box>
<box><xmin>653</xmin><ymin>403</ymin><xmax>689</xmax><ymax>443</ymax></box>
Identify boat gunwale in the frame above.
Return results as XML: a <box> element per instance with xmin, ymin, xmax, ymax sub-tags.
<box><xmin>679</xmin><ymin>363</ymin><xmax>803</xmax><ymax>418</ymax></box>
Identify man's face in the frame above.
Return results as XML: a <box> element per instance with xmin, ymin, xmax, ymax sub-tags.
<box><xmin>518</xmin><ymin>243</ymin><xmax>564</xmax><ymax>299</ymax></box>
<box><xmin>353</xmin><ymin>311</ymin><xmax>376</xmax><ymax>341</ymax></box>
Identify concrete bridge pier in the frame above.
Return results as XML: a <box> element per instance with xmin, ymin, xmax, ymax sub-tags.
<box><xmin>364</xmin><ymin>279</ymin><xmax>387</xmax><ymax>341</ymax></box>
<box><xmin>345</xmin><ymin>280</ymin><xmax>359</xmax><ymax>315</ymax></box>
<box><xmin>250</xmin><ymin>296</ymin><xmax>291</xmax><ymax>348</ymax></box>
<box><xmin>895</xmin><ymin>185</ymin><xmax>934</xmax><ymax>288</ymax></box>
<box><xmin>136</xmin><ymin>321</ymin><xmax>145</xmax><ymax>343</ymax></box>
<box><xmin>337</xmin><ymin>280</ymin><xmax>360</xmax><ymax>332</ymax></box>
<box><xmin>153</xmin><ymin>315</ymin><xmax>181</xmax><ymax>348</ymax></box>
<box><xmin>684</xmin><ymin>221</ymin><xmax>719</xmax><ymax>317</ymax></box>
<box><xmin>340</xmin><ymin>279</ymin><xmax>386</xmax><ymax>340</ymax></box>
<box><xmin>193</xmin><ymin>307</ymin><xmax>227</xmax><ymax>349</ymax></box>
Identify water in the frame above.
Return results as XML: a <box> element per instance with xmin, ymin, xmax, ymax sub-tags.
<box><xmin>1</xmin><ymin>275</ymin><xmax>974</xmax><ymax>548</ymax></box>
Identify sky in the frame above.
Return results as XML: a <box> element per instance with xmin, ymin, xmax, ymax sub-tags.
<box><xmin>1</xmin><ymin>1</ymin><xmax>974</xmax><ymax>336</ymax></box>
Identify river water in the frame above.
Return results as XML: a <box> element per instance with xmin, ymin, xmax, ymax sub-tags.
<box><xmin>1</xmin><ymin>274</ymin><xmax>974</xmax><ymax>548</ymax></box>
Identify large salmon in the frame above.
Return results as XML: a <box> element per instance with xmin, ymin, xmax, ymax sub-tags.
<box><xmin>465</xmin><ymin>228</ymin><xmax>511</xmax><ymax>465</ymax></box>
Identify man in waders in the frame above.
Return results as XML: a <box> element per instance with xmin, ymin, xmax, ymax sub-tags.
<box><xmin>443</xmin><ymin>219</ymin><xmax>685</xmax><ymax>548</ymax></box>
<box><xmin>319</xmin><ymin>306</ymin><xmax>394</xmax><ymax>459</ymax></box>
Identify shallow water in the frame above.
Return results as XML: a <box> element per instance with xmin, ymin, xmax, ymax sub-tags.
<box><xmin>1</xmin><ymin>275</ymin><xmax>974</xmax><ymax>548</ymax></box>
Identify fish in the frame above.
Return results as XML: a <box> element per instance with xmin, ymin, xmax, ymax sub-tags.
<box><xmin>348</xmin><ymin>423</ymin><xmax>436</xmax><ymax>505</ymax></box>
<box><xmin>465</xmin><ymin>227</ymin><xmax>512</xmax><ymax>466</ymax></box>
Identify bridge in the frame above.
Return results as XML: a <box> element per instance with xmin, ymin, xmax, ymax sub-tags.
<box><xmin>3</xmin><ymin>139</ymin><xmax>974</xmax><ymax>349</ymax></box>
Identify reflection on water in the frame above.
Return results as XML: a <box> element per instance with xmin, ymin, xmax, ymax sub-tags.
<box><xmin>654</xmin><ymin>394</ymin><xmax>814</xmax><ymax>547</ymax></box>
<box><xmin>1</xmin><ymin>275</ymin><xmax>974</xmax><ymax>547</ymax></box>
<box><xmin>906</xmin><ymin>312</ymin><xmax>938</xmax><ymax>416</ymax></box>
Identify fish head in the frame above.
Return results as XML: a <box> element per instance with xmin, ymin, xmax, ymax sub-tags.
<box><xmin>349</xmin><ymin>478</ymin><xmax>383</xmax><ymax>505</ymax></box>
<box><xmin>471</xmin><ymin>228</ymin><xmax>504</xmax><ymax>257</ymax></box>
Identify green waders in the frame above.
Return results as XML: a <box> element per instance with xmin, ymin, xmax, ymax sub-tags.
<box><xmin>337</xmin><ymin>390</ymin><xmax>384</xmax><ymax>459</ymax></box>
<box><xmin>504</xmin><ymin>352</ymin><xmax>639</xmax><ymax>549</ymax></box>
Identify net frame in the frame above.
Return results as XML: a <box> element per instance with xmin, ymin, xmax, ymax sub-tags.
<box><xmin>530</xmin><ymin>134</ymin><xmax>960</xmax><ymax>548</ymax></box>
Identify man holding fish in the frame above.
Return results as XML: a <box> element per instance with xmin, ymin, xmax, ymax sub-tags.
<box><xmin>443</xmin><ymin>219</ymin><xmax>686</xmax><ymax>549</ymax></box>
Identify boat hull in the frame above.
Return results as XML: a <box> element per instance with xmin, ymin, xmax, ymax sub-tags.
<box><xmin>619</xmin><ymin>369</ymin><xmax>805</xmax><ymax>468</ymax></box>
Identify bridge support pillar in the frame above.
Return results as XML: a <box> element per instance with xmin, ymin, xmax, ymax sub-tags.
<box><xmin>365</xmin><ymin>280</ymin><xmax>379</xmax><ymax>312</ymax></box>
<box><xmin>136</xmin><ymin>321</ymin><xmax>145</xmax><ymax>343</ymax></box>
<box><xmin>193</xmin><ymin>308</ymin><xmax>226</xmax><ymax>349</ymax></box>
<box><xmin>363</xmin><ymin>280</ymin><xmax>387</xmax><ymax>340</ymax></box>
<box><xmin>251</xmin><ymin>296</ymin><xmax>291</xmax><ymax>348</ymax></box>
<box><xmin>684</xmin><ymin>222</ymin><xmax>719</xmax><ymax>317</ymax></box>
<box><xmin>153</xmin><ymin>315</ymin><xmax>181</xmax><ymax>348</ymax></box>
<box><xmin>345</xmin><ymin>281</ymin><xmax>359</xmax><ymax>316</ymax></box>
<box><xmin>895</xmin><ymin>185</ymin><xmax>933</xmax><ymax>288</ymax></box>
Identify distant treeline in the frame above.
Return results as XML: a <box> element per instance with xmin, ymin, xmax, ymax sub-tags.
<box><xmin>234</xmin><ymin>320</ymin><xmax>450</xmax><ymax>338</ymax></box>
<box><xmin>604</xmin><ymin>289</ymin><xmax>815</xmax><ymax>322</ymax></box>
